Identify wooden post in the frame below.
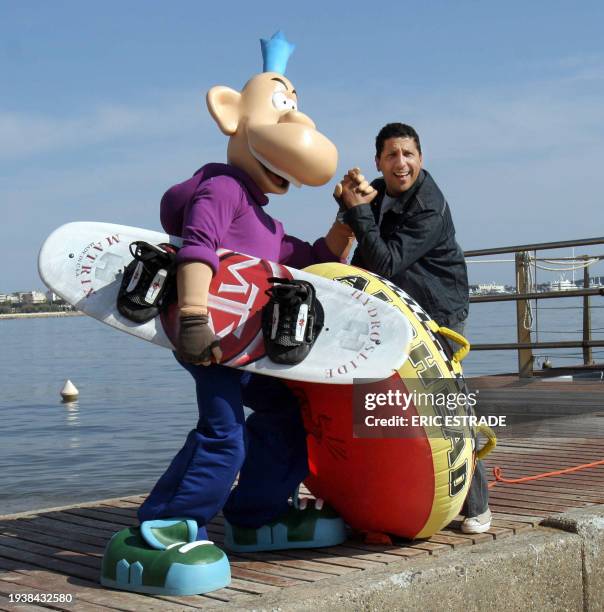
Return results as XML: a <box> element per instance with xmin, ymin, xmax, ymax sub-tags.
<box><xmin>583</xmin><ymin>259</ymin><xmax>593</xmax><ymax>365</ymax></box>
<box><xmin>515</xmin><ymin>252</ymin><xmax>533</xmax><ymax>377</ymax></box>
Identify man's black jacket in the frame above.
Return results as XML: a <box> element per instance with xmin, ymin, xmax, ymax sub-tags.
<box><xmin>344</xmin><ymin>169</ymin><xmax>469</xmax><ymax>327</ymax></box>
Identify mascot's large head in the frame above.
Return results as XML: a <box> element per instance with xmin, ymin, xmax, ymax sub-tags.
<box><xmin>206</xmin><ymin>31</ymin><xmax>338</xmax><ymax>195</ymax></box>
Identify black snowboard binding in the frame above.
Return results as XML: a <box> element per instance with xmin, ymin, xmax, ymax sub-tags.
<box><xmin>117</xmin><ymin>241</ymin><xmax>178</xmax><ymax>323</ymax></box>
<box><xmin>262</xmin><ymin>277</ymin><xmax>324</xmax><ymax>365</ymax></box>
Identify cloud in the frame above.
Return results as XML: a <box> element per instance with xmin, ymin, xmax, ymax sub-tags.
<box><xmin>3</xmin><ymin>60</ymin><xmax>604</xmax><ymax>291</ymax></box>
<box><xmin>303</xmin><ymin>53</ymin><xmax>604</xmax><ymax>171</ymax></box>
<box><xmin>0</xmin><ymin>92</ymin><xmax>210</xmax><ymax>161</ymax></box>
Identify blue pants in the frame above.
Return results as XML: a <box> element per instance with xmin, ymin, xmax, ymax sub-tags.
<box><xmin>137</xmin><ymin>361</ymin><xmax>309</xmax><ymax>539</ymax></box>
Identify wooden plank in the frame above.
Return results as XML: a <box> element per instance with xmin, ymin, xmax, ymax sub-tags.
<box><xmin>95</xmin><ymin>506</ymin><xmax>137</xmax><ymax>519</ymax></box>
<box><xmin>331</xmin><ymin>543</ymin><xmax>429</xmax><ymax>560</ymax></box>
<box><xmin>274</xmin><ymin>548</ymin><xmax>387</xmax><ymax>570</ymax></box>
<box><xmin>3</xmin><ymin>517</ymin><xmax>112</xmax><ymax>541</ymax></box>
<box><xmin>0</xmin><ymin>519</ymin><xmax>109</xmax><ymax>548</ymax></box>
<box><xmin>487</xmin><ymin>473</ymin><xmax>604</xmax><ymax>489</ymax></box>
<box><xmin>0</xmin><ymin>496</ymin><xmax>148</xmax><ymax>523</ymax></box>
<box><xmin>490</xmin><ymin>519</ymin><xmax>534</xmax><ymax>534</ymax></box>
<box><xmin>0</xmin><ymin>566</ymin><xmax>202</xmax><ymax>611</ymax></box>
<box><xmin>226</xmin><ymin>578</ymin><xmax>279</xmax><ymax>595</ymax></box>
<box><xmin>228</xmin><ymin>566</ymin><xmax>303</xmax><ymax>588</ymax></box>
<box><xmin>488</xmin><ymin>493</ymin><xmax>598</xmax><ymax>512</ymax></box>
<box><xmin>488</xmin><ymin>502</ymin><xmax>560</xmax><ymax>517</ymax></box>
<box><xmin>435</xmin><ymin>530</ymin><xmax>493</xmax><ymax>545</ymax></box>
<box><xmin>487</xmin><ymin>492</ymin><xmax>590</xmax><ymax>512</ymax></box>
<box><xmin>484</xmin><ymin>460</ymin><xmax>604</xmax><ymax>475</ymax></box>
<box><xmin>395</xmin><ymin>541</ymin><xmax>453</xmax><ymax>556</ymax></box>
<box><xmin>488</xmin><ymin>512</ymin><xmax>542</xmax><ymax>525</ymax></box>
<box><xmin>2</xmin><ymin>525</ymin><xmax>331</xmax><ymax>587</ymax></box>
<box><xmin>39</xmin><ymin>513</ymin><xmax>123</xmax><ymax>534</ymax></box>
<box><xmin>0</xmin><ymin>579</ymin><xmax>110</xmax><ymax>611</ymax></box>
<box><xmin>63</xmin><ymin>509</ymin><xmax>133</xmax><ymax>527</ymax></box>
<box><xmin>0</xmin><ymin>557</ymin><xmax>248</xmax><ymax>609</ymax></box>
<box><xmin>487</xmin><ymin>455</ymin><xmax>604</xmax><ymax>469</ymax></box>
<box><xmin>225</xmin><ymin>550</ymin><xmax>360</xmax><ymax>576</ymax></box>
<box><xmin>426</xmin><ymin>533</ymin><xmax>474</xmax><ymax>549</ymax></box>
<box><xmin>227</xmin><ymin>554</ymin><xmax>331</xmax><ymax>583</ymax></box>
<box><xmin>0</xmin><ymin>533</ymin><xmax>303</xmax><ymax>599</ymax></box>
<box><xmin>0</xmin><ymin>536</ymin><xmax>99</xmax><ymax>571</ymax></box>
<box><xmin>499</xmin><ymin>440</ymin><xmax>604</xmax><ymax>451</ymax></box>
<box><xmin>496</xmin><ymin>438</ymin><xmax>604</xmax><ymax>447</ymax></box>
<box><xmin>487</xmin><ymin>482</ymin><xmax>604</xmax><ymax>502</ymax></box>
<box><xmin>0</xmin><ymin>544</ymin><xmax>98</xmax><ymax>582</ymax></box>
<box><xmin>0</xmin><ymin>594</ymin><xmax>56</xmax><ymax>612</ymax></box>
<box><xmin>0</xmin><ymin>528</ymin><xmax>103</xmax><ymax>560</ymax></box>
<box><xmin>313</xmin><ymin>545</ymin><xmax>412</xmax><ymax>565</ymax></box>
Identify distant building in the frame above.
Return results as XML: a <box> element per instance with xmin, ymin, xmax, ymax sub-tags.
<box><xmin>20</xmin><ymin>291</ymin><xmax>47</xmax><ymax>304</ymax></box>
<box><xmin>0</xmin><ymin>293</ymin><xmax>20</xmax><ymax>304</ymax></box>
<box><xmin>550</xmin><ymin>277</ymin><xmax>575</xmax><ymax>292</ymax></box>
<box><xmin>477</xmin><ymin>282</ymin><xmax>507</xmax><ymax>294</ymax></box>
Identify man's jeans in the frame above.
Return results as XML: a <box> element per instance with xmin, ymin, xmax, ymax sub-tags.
<box><xmin>444</xmin><ymin>319</ymin><xmax>489</xmax><ymax>517</ymax></box>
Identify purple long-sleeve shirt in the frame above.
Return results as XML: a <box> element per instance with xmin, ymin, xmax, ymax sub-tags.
<box><xmin>160</xmin><ymin>163</ymin><xmax>337</xmax><ymax>273</ymax></box>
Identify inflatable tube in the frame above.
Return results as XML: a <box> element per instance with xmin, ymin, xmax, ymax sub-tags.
<box><xmin>290</xmin><ymin>263</ymin><xmax>477</xmax><ymax>539</ymax></box>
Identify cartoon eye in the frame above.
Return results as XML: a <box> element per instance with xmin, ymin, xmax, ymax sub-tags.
<box><xmin>272</xmin><ymin>91</ymin><xmax>297</xmax><ymax>111</ymax></box>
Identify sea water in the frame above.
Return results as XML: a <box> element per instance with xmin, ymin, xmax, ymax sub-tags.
<box><xmin>1</xmin><ymin>301</ymin><xmax>603</xmax><ymax>514</ymax></box>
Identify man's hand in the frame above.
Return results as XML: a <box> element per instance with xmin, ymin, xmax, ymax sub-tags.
<box><xmin>336</xmin><ymin>167</ymin><xmax>378</xmax><ymax>209</ymax></box>
<box><xmin>178</xmin><ymin>313</ymin><xmax>222</xmax><ymax>366</ymax></box>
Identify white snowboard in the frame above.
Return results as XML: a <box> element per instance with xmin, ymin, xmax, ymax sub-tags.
<box><xmin>39</xmin><ymin>222</ymin><xmax>413</xmax><ymax>384</ymax></box>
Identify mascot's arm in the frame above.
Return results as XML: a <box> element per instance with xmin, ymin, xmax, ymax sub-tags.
<box><xmin>177</xmin><ymin>262</ymin><xmax>222</xmax><ymax>364</ymax></box>
<box><xmin>324</xmin><ymin>219</ymin><xmax>355</xmax><ymax>259</ymax></box>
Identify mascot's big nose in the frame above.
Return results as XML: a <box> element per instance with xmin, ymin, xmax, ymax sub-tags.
<box><xmin>248</xmin><ymin>119</ymin><xmax>338</xmax><ymax>187</ymax></box>
<box><xmin>278</xmin><ymin>110</ymin><xmax>316</xmax><ymax>129</ymax></box>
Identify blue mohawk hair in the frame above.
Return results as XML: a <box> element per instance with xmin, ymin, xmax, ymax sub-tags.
<box><xmin>260</xmin><ymin>31</ymin><xmax>295</xmax><ymax>75</ymax></box>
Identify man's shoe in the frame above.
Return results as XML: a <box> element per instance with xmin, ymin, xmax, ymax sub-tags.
<box><xmin>101</xmin><ymin>521</ymin><xmax>230</xmax><ymax>595</ymax></box>
<box><xmin>224</xmin><ymin>498</ymin><xmax>347</xmax><ymax>552</ymax></box>
<box><xmin>461</xmin><ymin>509</ymin><xmax>492</xmax><ymax>534</ymax></box>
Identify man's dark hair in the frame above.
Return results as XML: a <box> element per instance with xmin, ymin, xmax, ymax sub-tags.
<box><xmin>375</xmin><ymin>123</ymin><xmax>421</xmax><ymax>157</ymax></box>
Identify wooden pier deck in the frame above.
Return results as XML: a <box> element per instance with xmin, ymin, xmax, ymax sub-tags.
<box><xmin>1</xmin><ymin>377</ymin><xmax>603</xmax><ymax>611</ymax></box>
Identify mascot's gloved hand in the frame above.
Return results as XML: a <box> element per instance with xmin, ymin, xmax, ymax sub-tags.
<box><xmin>177</xmin><ymin>261</ymin><xmax>222</xmax><ymax>366</ymax></box>
<box><xmin>178</xmin><ymin>312</ymin><xmax>222</xmax><ymax>365</ymax></box>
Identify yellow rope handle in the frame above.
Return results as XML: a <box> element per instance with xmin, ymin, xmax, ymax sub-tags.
<box><xmin>436</xmin><ymin>326</ymin><xmax>471</xmax><ymax>362</ymax></box>
<box><xmin>476</xmin><ymin>424</ymin><xmax>497</xmax><ymax>460</ymax></box>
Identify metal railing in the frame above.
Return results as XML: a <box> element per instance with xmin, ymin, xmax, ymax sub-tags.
<box><xmin>465</xmin><ymin>237</ymin><xmax>604</xmax><ymax>377</ymax></box>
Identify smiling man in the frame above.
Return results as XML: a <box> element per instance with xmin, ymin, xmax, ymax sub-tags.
<box><xmin>337</xmin><ymin>122</ymin><xmax>491</xmax><ymax>535</ymax></box>
<box><xmin>340</xmin><ymin>123</ymin><xmax>469</xmax><ymax>330</ymax></box>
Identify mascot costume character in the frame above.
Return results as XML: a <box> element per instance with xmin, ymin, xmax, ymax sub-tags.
<box><xmin>100</xmin><ymin>32</ymin><xmax>355</xmax><ymax>596</ymax></box>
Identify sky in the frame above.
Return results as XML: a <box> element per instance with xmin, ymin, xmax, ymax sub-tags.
<box><xmin>2</xmin><ymin>0</ymin><xmax>604</xmax><ymax>292</ymax></box>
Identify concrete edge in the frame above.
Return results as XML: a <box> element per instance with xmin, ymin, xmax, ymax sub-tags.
<box><xmin>212</xmin><ymin>504</ymin><xmax>604</xmax><ymax>612</ymax></box>
<box><xmin>542</xmin><ymin>504</ymin><xmax>604</xmax><ymax>612</ymax></box>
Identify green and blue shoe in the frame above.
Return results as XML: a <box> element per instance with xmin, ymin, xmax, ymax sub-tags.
<box><xmin>101</xmin><ymin>519</ymin><xmax>230</xmax><ymax>596</ymax></box>
<box><xmin>224</xmin><ymin>493</ymin><xmax>347</xmax><ymax>552</ymax></box>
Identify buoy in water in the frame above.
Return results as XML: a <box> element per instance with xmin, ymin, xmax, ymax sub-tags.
<box><xmin>60</xmin><ymin>379</ymin><xmax>79</xmax><ymax>402</ymax></box>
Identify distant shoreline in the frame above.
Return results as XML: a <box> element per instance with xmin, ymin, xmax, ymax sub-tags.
<box><xmin>0</xmin><ymin>311</ymin><xmax>83</xmax><ymax>320</ymax></box>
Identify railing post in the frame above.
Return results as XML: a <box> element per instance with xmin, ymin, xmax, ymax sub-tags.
<box><xmin>515</xmin><ymin>252</ymin><xmax>533</xmax><ymax>377</ymax></box>
<box><xmin>583</xmin><ymin>259</ymin><xmax>593</xmax><ymax>365</ymax></box>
